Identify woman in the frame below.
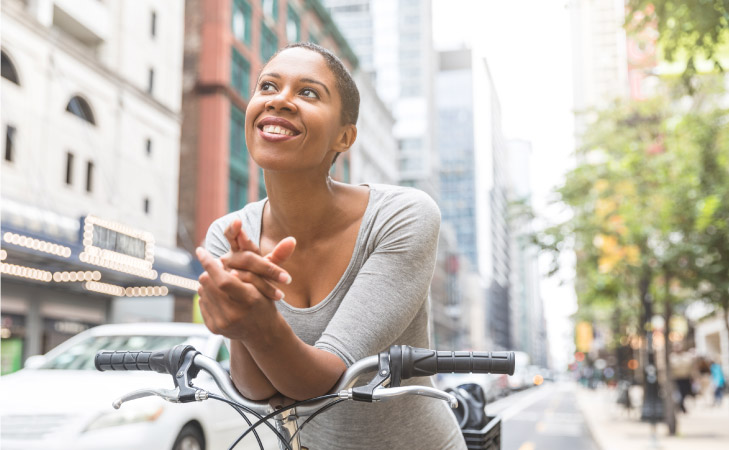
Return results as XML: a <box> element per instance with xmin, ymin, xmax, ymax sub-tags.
<box><xmin>196</xmin><ymin>42</ymin><xmax>465</xmax><ymax>449</ymax></box>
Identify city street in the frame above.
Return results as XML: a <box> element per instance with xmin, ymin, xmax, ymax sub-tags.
<box><xmin>487</xmin><ymin>383</ymin><xmax>598</xmax><ymax>450</ymax></box>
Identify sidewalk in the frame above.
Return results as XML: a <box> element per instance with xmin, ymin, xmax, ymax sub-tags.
<box><xmin>576</xmin><ymin>385</ymin><xmax>729</xmax><ymax>450</ymax></box>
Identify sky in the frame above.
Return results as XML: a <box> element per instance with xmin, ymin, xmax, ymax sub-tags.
<box><xmin>432</xmin><ymin>0</ymin><xmax>577</xmax><ymax>369</ymax></box>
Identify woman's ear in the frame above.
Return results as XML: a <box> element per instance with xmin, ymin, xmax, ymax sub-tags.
<box><xmin>333</xmin><ymin>124</ymin><xmax>357</xmax><ymax>152</ymax></box>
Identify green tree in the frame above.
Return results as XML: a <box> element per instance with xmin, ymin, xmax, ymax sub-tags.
<box><xmin>530</xmin><ymin>84</ymin><xmax>728</xmax><ymax>433</ymax></box>
<box><xmin>626</xmin><ymin>0</ymin><xmax>729</xmax><ymax>85</ymax></box>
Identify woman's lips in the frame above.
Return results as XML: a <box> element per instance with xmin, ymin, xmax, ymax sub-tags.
<box><xmin>256</xmin><ymin>117</ymin><xmax>301</xmax><ymax>142</ymax></box>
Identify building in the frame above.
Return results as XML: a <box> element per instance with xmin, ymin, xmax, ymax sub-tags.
<box><xmin>325</xmin><ymin>0</ymin><xmax>437</xmax><ymax>196</ymax></box>
<box><xmin>1</xmin><ymin>0</ymin><xmax>196</xmax><ymax>372</ymax></box>
<box><xmin>472</xmin><ymin>53</ymin><xmax>511</xmax><ymax>350</ymax></box>
<box><xmin>570</xmin><ymin>0</ymin><xmax>629</xmax><ymax>138</ymax></box>
<box><xmin>435</xmin><ymin>48</ymin><xmax>511</xmax><ymax>350</ymax></box>
<box><xmin>178</xmin><ymin>0</ymin><xmax>386</xmax><ymax>255</ymax></box>
<box><xmin>695</xmin><ymin>313</ymin><xmax>729</xmax><ymax>382</ymax></box>
<box><xmin>507</xmin><ymin>139</ymin><xmax>548</xmax><ymax>368</ymax></box>
<box><xmin>349</xmin><ymin>70</ymin><xmax>398</xmax><ymax>185</ymax></box>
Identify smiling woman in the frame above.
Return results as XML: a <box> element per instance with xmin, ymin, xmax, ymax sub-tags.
<box><xmin>197</xmin><ymin>42</ymin><xmax>467</xmax><ymax>449</ymax></box>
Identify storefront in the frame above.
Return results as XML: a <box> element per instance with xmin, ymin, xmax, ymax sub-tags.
<box><xmin>1</xmin><ymin>206</ymin><xmax>200</xmax><ymax>374</ymax></box>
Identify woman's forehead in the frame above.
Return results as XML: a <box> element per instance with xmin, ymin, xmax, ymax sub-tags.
<box><xmin>264</xmin><ymin>48</ymin><xmax>330</xmax><ymax>75</ymax></box>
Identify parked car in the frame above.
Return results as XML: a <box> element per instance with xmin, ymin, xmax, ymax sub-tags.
<box><xmin>507</xmin><ymin>351</ymin><xmax>532</xmax><ymax>391</ymax></box>
<box><xmin>0</xmin><ymin>322</ymin><xmax>278</xmax><ymax>450</ymax></box>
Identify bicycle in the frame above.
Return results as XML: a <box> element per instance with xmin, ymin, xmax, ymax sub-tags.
<box><xmin>95</xmin><ymin>345</ymin><xmax>515</xmax><ymax>450</ymax></box>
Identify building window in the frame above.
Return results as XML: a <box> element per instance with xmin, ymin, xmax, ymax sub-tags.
<box><xmin>65</xmin><ymin>152</ymin><xmax>74</xmax><ymax>185</ymax></box>
<box><xmin>86</xmin><ymin>161</ymin><xmax>94</xmax><ymax>192</ymax></box>
<box><xmin>230</xmin><ymin>105</ymin><xmax>249</xmax><ymax>211</ymax></box>
<box><xmin>229</xmin><ymin>174</ymin><xmax>248</xmax><ymax>212</ymax></box>
<box><xmin>144</xmin><ymin>197</ymin><xmax>150</xmax><ymax>214</ymax></box>
<box><xmin>262</xmin><ymin>0</ymin><xmax>278</xmax><ymax>21</ymax></box>
<box><xmin>399</xmin><ymin>138</ymin><xmax>422</xmax><ymax>150</ymax></box>
<box><xmin>151</xmin><ymin>11</ymin><xmax>157</xmax><ymax>38</ymax></box>
<box><xmin>231</xmin><ymin>49</ymin><xmax>250</xmax><ymax>99</ymax></box>
<box><xmin>286</xmin><ymin>5</ymin><xmax>300</xmax><ymax>43</ymax></box>
<box><xmin>5</xmin><ymin>125</ymin><xmax>15</xmax><ymax>162</ymax></box>
<box><xmin>260</xmin><ymin>25</ymin><xmax>278</xmax><ymax>62</ymax></box>
<box><xmin>146</xmin><ymin>138</ymin><xmax>152</xmax><ymax>155</ymax></box>
<box><xmin>1</xmin><ymin>50</ymin><xmax>20</xmax><ymax>85</ymax></box>
<box><xmin>232</xmin><ymin>0</ymin><xmax>252</xmax><ymax>45</ymax></box>
<box><xmin>258</xmin><ymin>168</ymin><xmax>266</xmax><ymax>199</ymax></box>
<box><xmin>230</xmin><ymin>106</ymin><xmax>247</xmax><ymax>161</ymax></box>
<box><xmin>66</xmin><ymin>96</ymin><xmax>95</xmax><ymax>125</ymax></box>
<box><xmin>148</xmin><ymin>68</ymin><xmax>154</xmax><ymax>94</ymax></box>
<box><xmin>307</xmin><ymin>25</ymin><xmax>320</xmax><ymax>44</ymax></box>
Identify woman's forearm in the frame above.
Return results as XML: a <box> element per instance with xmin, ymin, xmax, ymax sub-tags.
<box><xmin>244</xmin><ymin>312</ymin><xmax>347</xmax><ymax>400</ymax></box>
<box><xmin>230</xmin><ymin>339</ymin><xmax>278</xmax><ymax>400</ymax></box>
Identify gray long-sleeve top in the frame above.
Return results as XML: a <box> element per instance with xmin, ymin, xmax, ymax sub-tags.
<box><xmin>206</xmin><ymin>184</ymin><xmax>466</xmax><ymax>449</ymax></box>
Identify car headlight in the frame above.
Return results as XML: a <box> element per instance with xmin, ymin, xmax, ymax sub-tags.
<box><xmin>84</xmin><ymin>404</ymin><xmax>164</xmax><ymax>432</ymax></box>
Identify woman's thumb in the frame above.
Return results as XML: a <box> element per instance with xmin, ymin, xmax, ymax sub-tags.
<box><xmin>266</xmin><ymin>237</ymin><xmax>296</xmax><ymax>264</ymax></box>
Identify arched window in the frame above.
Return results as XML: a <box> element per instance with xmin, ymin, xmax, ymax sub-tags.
<box><xmin>66</xmin><ymin>95</ymin><xmax>96</xmax><ymax>125</ymax></box>
<box><xmin>1</xmin><ymin>50</ymin><xmax>20</xmax><ymax>85</ymax></box>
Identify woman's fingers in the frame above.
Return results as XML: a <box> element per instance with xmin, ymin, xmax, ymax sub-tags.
<box><xmin>221</xmin><ymin>249</ymin><xmax>292</xmax><ymax>284</ymax></box>
<box><xmin>223</xmin><ymin>220</ymin><xmax>243</xmax><ymax>252</ymax></box>
<box><xmin>231</xmin><ymin>269</ymin><xmax>285</xmax><ymax>301</ymax></box>
<box><xmin>265</xmin><ymin>237</ymin><xmax>297</xmax><ymax>265</ymax></box>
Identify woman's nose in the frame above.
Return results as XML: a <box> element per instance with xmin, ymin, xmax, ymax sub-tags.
<box><xmin>265</xmin><ymin>90</ymin><xmax>296</xmax><ymax>112</ymax></box>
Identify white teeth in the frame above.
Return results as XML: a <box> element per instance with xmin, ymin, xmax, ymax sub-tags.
<box><xmin>262</xmin><ymin>125</ymin><xmax>294</xmax><ymax>136</ymax></box>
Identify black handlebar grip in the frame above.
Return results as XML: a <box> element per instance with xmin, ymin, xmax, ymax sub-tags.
<box><xmin>397</xmin><ymin>346</ymin><xmax>515</xmax><ymax>379</ymax></box>
<box><xmin>94</xmin><ymin>350</ymin><xmax>160</xmax><ymax>372</ymax></box>
<box><xmin>95</xmin><ymin>345</ymin><xmax>196</xmax><ymax>374</ymax></box>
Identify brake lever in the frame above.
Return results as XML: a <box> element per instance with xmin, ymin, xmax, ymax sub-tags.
<box><xmin>112</xmin><ymin>386</ymin><xmax>209</xmax><ymax>409</ymax></box>
<box><xmin>371</xmin><ymin>385</ymin><xmax>459</xmax><ymax>408</ymax></box>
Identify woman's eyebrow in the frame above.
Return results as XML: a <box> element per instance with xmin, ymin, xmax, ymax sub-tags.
<box><xmin>300</xmin><ymin>78</ymin><xmax>331</xmax><ymax>97</ymax></box>
<box><xmin>258</xmin><ymin>72</ymin><xmax>331</xmax><ymax>97</ymax></box>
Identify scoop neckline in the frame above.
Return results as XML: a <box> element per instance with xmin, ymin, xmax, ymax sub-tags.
<box><xmin>255</xmin><ymin>185</ymin><xmax>374</xmax><ymax>313</ymax></box>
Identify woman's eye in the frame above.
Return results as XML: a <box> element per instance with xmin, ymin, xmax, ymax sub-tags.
<box><xmin>260</xmin><ymin>81</ymin><xmax>276</xmax><ymax>92</ymax></box>
<box><xmin>300</xmin><ymin>88</ymin><xmax>319</xmax><ymax>99</ymax></box>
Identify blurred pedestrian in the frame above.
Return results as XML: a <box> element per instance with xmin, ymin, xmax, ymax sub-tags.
<box><xmin>696</xmin><ymin>355</ymin><xmax>713</xmax><ymax>406</ymax></box>
<box><xmin>710</xmin><ymin>359</ymin><xmax>725</xmax><ymax>406</ymax></box>
<box><xmin>669</xmin><ymin>346</ymin><xmax>695</xmax><ymax>413</ymax></box>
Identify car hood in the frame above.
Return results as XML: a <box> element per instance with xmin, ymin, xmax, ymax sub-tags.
<box><xmin>1</xmin><ymin>369</ymin><xmax>175</xmax><ymax>415</ymax></box>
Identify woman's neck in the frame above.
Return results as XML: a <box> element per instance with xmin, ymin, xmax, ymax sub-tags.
<box><xmin>263</xmin><ymin>170</ymin><xmax>349</xmax><ymax>246</ymax></box>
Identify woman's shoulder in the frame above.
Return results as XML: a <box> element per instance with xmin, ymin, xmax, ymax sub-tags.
<box><xmin>368</xmin><ymin>184</ymin><xmax>441</xmax><ymax>221</ymax></box>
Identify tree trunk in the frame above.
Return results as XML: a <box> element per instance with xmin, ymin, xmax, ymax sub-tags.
<box><xmin>639</xmin><ymin>268</ymin><xmax>663</xmax><ymax>423</ymax></box>
<box><xmin>662</xmin><ymin>274</ymin><xmax>677</xmax><ymax>435</ymax></box>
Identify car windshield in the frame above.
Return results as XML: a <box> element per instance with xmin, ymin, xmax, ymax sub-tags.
<box><xmin>40</xmin><ymin>334</ymin><xmax>207</xmax><ymax>370</ymax></box>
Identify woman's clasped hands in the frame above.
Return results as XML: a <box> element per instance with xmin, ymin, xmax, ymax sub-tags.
<box><xmin>196</xmin><ymin>219</ymin><xmax>296</xmax><ymax>341</ymax></box>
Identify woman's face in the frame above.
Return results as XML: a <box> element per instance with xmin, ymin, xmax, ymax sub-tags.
<box><xmin>245</xmin><ymin>48</ymin><xmax>351</xmax><ymax>172</ymax></box>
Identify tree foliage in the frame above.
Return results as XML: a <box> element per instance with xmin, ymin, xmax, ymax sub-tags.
<box><xmin>626</xmin><ymin>0</ymin><xmax>729</xmax><ymax>82</ymax></box>
<box><xmin>531</xmin><ymin>79</ymin><xmax>729</xmax><ymax>345</ymax></box>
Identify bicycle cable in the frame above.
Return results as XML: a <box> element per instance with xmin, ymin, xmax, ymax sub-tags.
<box><xmin>228</xmin><ymin>393</ymin><xmax>340</xmax><ymax>450</ymax></box>
<box><xmin>288</xmin><ymin>398</ymin><xmax>346</xmax><ymax>445</ymax></box>
<box><xmin>208</xmin><ymin>393</ymin><xmax>292</xmax><ymax>450</ymax></box>
<box><xmin>207</xmin><ymin>393</ymin><xmax>266</xmax><ymax>450</ymax></box>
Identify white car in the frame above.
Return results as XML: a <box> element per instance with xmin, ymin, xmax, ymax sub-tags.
<box><xmin>0</xmin><ymin>323</ymin><xmax>279</xmax><ymax>450</ymax></box>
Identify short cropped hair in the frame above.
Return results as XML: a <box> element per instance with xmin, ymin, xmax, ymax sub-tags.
<box><xmin>266</xmin><ymin>42</ymin><xmax>360</xmax><ymax>126</ymax></box>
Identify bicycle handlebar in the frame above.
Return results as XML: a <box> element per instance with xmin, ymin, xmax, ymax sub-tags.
<box><xmin>95</xmin><ymin>345</ymin><xmax>515</xmax><ymax>416</ymax></box>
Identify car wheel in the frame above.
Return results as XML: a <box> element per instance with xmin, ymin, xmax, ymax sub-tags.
<box><xmin>173</xmin><ymin>423</ymin><xmax>205</xmax><ymax>450</ymax></box>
